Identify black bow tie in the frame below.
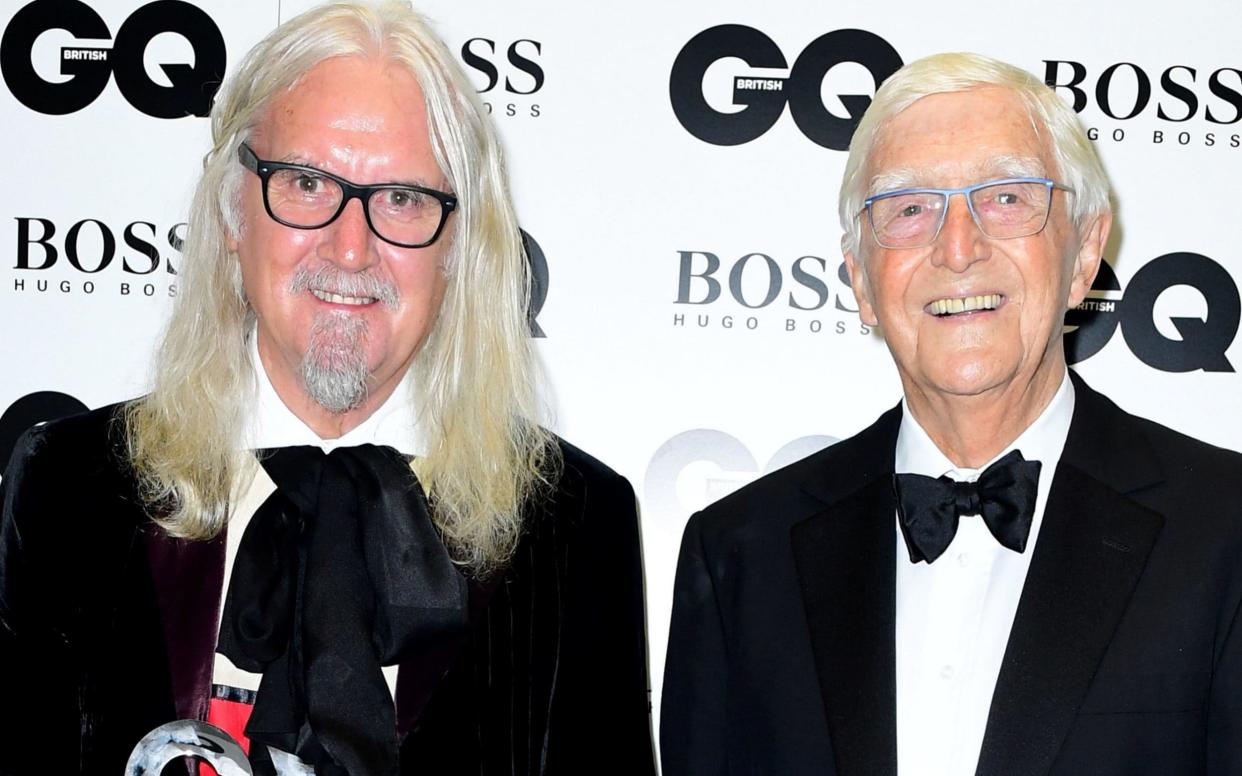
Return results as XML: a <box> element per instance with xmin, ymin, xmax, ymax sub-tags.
<box><xmin>893</xmin><ymin>449</ymin><xmax>1042</xmax><ymax>564</ymax></box>
<box><xmin>217</xmin><ymin>445</ymin><xmax>469</xmax><ymax>776</ymax></box>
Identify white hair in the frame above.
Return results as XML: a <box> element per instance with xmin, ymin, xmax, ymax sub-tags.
<box><xmin>839</xmin><ymin>52</ymin><xmax>1112</xmax><ymax>256</ymax></box>
<box><xmin>126</xmin><ymin>0</ymin><xmax>557</xmax><ymax>573</ymax></box>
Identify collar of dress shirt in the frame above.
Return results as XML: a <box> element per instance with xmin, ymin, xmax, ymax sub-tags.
<box><xmin>239</xmin><ymin>333</ymin><xmax>424</xmax><ymax>456</ymax></box>
<box><xmin>895</xmin><ymin>370</ymin><xmax>1075</xmax><ymax>482</ymax></box>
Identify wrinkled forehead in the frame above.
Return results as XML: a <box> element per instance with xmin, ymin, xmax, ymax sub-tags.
<box><xmin>251</xmin><ymin>55</ymin><xmax>431</xmax><ymax>145</ymax></box>
<box><xmin>864</xmin><ymin>86</ymin><xmax>1057</xmax><ymax>194</ymax></box>
<box><xmin>867</xmin><ymin>156</ymin><xmax>1052</xmax><ymax>197</ymax></box>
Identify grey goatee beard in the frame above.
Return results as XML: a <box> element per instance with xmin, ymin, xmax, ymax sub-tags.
<box><xmin>288</xmin><ymin>265</ymin><xmax>401</xmax><ymax>415</ymax></box>
<box><xmin>301</xmin><ymin>312</ymin><xmax>371</xmax><ymax>414</ymax></box>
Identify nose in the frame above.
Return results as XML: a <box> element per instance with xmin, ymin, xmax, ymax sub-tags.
<box><xmin>318</xmin><ymin>197</ymin><xmax>379</xmax><ymax>270</ymax></box>
<box><xmin>930</xmin><ymin>193</ymin><xmax>991</xmax><ymax>272</ymax></box>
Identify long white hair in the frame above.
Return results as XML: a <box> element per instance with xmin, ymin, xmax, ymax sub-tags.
<box><xmin>126</xmin><ymin>0</ymin><xmax>557</xmax><ymax>573</ymax></box>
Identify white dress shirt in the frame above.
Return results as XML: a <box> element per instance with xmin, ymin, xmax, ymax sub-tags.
<box><xmin>894</xmin><ymin>372</ymin><xmax>1075</xmax><ymax>776</ymax></box>
<box><xmin>213</xmin><ymin>336</ymin><xmax>424</xmax><ymax>697</ymax></box>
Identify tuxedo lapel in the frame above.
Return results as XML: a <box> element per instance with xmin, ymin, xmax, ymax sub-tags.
<box><xmin>143</xmin><ymin>524</ymin><xmax>227</xmax><ymax>723</ymax></box>
<box><xmin>975</xmin><ymin>375</ymin><xmax>1165</xmax><ymax>776</ymax></box>
<box><xmin>792</xmin><ymin>406</ymin><xmax>901</xmax><ymax>776</ymax></box>
<box><xmin>140</xmin><ymin>457</ymin><xmax>257</xmax><ymax>724</ymax></box>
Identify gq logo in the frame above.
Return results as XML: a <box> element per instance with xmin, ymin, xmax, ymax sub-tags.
<box><xmin>644</xmin><ymin>430</ymin><xmax>837</xmax><ymax>519</ymax></box>
<box><xmin>520</xmin><ymin>229</ymin><xmax>548</xmax><ymax>338</ymax></box>
<box><xmin>0</xmin><ymin>391</ymin><xmax>88</xmax><ymax>474</ymax></box>
<box><xmin>1</xmin><ymin>0</ymin><xmax>225</xmax><ymax>117</ymax></box>
<box><xmin>1066</xmin><ymin>252</ymin><xmax>1240</xmax><ymax>372</ymax></box>
<box><xmin>669</xmin><ymin>25</ymin><xmax>902</xmax><ymax>150</ymax></box>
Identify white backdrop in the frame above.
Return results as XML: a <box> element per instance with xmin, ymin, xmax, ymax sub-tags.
<box><xmin>2</xmin><ymin>0</ymin><xmax>1240</xmax><ymax>752</ymax></box>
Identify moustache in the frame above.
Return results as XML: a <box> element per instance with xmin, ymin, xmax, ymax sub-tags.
<box><xmin>288</xmin><ymin>265</ymin><xmax>400</xmax><ymax>310</ymax></box>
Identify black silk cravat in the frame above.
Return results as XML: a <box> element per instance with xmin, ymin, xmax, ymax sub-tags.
<box><xmin>216</xmin><ymin>445</ymin><xmax>470</xmax><ymax>776</ymax></box>
<box><xmin>893</xmin><ymin>449</ymin><xmax>1042</xmax><ymax>564</ymax></box>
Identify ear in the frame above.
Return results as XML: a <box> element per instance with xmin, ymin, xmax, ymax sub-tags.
<box><xmin>225</xmin><ymin>229</ymin><xmax>239</xmax><ymax>253</ymax></box>
<box><xmin>1066</xmin><ymin>210</ymin><xmax>1111</xmax><ymax>308</ymax></box>
<box><xmin>842</xmin><ymin>237</ymin><xmax>879</xmax><ymax>326</ymax></box>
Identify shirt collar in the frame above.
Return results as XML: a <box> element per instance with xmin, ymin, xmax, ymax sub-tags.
<box><xmin>895</xmin><ymin>370</ymin><xmax>1075</xmax><ymax>481</ymax></box>
<box><xmin>239</xmin><ymin>334</ymin><xmax>424</xmax><ymax>456</ymax></box>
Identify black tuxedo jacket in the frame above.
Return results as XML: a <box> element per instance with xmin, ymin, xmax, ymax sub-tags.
<box><xmin>0</xmin><ymin>404</ymin><xmax>656</xmax><ymax>776</ymax></box>
<box><xmin>661</xmin><ymin>372</ymin><xmax>1242</xmax><ymax>776</ymax></box>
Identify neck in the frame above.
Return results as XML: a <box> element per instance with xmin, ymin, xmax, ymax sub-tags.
<box><xmin>275</xmin><ymin>379</ymin><xmax>398</xmax><ymax>439</ymax></box>
<box><xmin>904</xmin><ymin>361</ymin><xmax>1067</xmax><ymax>469</ymax></box>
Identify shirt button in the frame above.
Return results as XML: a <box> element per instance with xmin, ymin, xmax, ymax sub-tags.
<box><xmin>957</xmin><ymin>552</ymin><xmax>970</xmax><ymax>567</ymax></box>
<box><xmin>940</xmin><ymin>665</ymin><xmax>955</xmax><ymax>680</ymax></box>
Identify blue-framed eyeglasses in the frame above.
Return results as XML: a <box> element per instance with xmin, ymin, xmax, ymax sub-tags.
<box><xmin>859</xmin><ymin>177</ymin><xmax>1074</xmax><ymax>249</ymax></box>
<box><xmin>237</xmin><ymin>142</ymin><xmax>457</xmax><ymax>249</ymax></box>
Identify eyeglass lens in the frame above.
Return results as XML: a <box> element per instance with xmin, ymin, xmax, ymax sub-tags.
<box><xmin>266</xmin><ymin>168</ymin><xmax>447</xmax><ymax>246</ymax></box>
<box><xmin>870</xmin><ymin>180</ymin><xmax>1054</xmax><ymax>248</ymax></box>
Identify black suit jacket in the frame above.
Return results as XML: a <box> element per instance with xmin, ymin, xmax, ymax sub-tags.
<box><xmin>0</xmin><ymin>403</ymin><xmax>656</xmax><ymax>775</ymax></box>
<box><xmin>661</xmin><ymin>372</ymin><xmax>1242</xmax><ymax>775</ymax></box>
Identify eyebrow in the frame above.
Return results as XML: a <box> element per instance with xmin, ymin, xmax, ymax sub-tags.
<box><xmin>272</xmin><ymin>152</ymin><xmax>438</xmax><ymax>189</ymax></box>
<box><xmin>866</xmin><ymin>155</ymin><xmax>1050</xmax><ymax>197</ymax></box>
<box><xmin>867</xmin><ymin>168</ymin><xmax>921</xmax><ymax>197</ymax></box>
<box><xmin>983</xmin><ymin>154</ymin><xmax>1048</xmax><ymax>179</ymax></box>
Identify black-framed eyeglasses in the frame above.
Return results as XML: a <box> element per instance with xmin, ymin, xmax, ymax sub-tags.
<box><xmin>859</xmin><ymin>177</ymin><xmax>1074</xmax><ymax>249</ymax></box>
<box><xmin>237</xmin><ymin>142</ymin><xmax>457</xmax><ymax>248</ymax></box>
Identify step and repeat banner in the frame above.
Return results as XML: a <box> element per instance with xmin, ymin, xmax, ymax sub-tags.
<box><xmin>2</xmin><ymin>0</ymin><xmax>1240</xmax><ymax>744</ymax></box>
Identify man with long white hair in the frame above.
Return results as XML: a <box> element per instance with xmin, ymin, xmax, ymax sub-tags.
<box><xmin>662</xmin><ymin>52</ymin><xmax>1242</xmax><ymax>775</ymax></box>
<box><xmin>0</xmin><ymin>3</ymin><xmax>656</xmax><ymax>774</ymax></box>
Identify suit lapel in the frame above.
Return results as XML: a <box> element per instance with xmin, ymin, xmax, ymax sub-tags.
<box><xmin>792</xmin><ymin>406</ymin><xmax>901</xmax><ymax>776</ymax></box>
<box><xmin>143</xmin><ymin>524</ymin><xmax>227</xmax><ymax>722</ymax></box>
<box><xmin>140</xmin><ymin>454</ymin><xmax>251</xmax><ymax>723</ymax></box>
<box><xmin>975</xmin><ymin>374</ymin><xmax>1165</xmax><ymax>776</ymax></box>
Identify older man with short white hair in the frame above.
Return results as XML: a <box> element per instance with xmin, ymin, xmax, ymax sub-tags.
<box><xmin>662</xmin><ymin>52</ymin><xmax>1242</xmax><ymax>776</ymax></box>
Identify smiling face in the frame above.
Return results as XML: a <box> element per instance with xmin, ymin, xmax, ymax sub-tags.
<box><xmin>232</xmin><ymin>55</ymin><xmax>451</xmax><ymax>431</ymax></box>
<box><xmin>844</xmin><ymin>86</ymin><xmax>1109</xmax><ymax>408</ymax></box>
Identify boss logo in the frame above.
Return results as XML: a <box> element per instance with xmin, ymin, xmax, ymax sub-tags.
<box><xmin>14</xmin><ymin>216</ymin><xmax>184</xmax><ymax>275</ymax></box>
<box><xmin>675</xmin><ymin>250</ymin><xmax>857</xmax><ymax>311</ymax></box>
<box><xmin>461</xmin><ymin>37</ymin><xmax>543</xmax><ymax>117</ymax></box>
<box><xmin>0</xmin><ymin>0</ymin><xmax>225</xmax><ymax>117</ymax></box>
<box><xmin>669</xmin><ymin>25</ymin><xmax>902</xmax><ymax>150</ymax></box>
<box><xmin>462</xmin><ymin>38</ymin><xmax>543</xmax><ymax>95</ymax></box>
<box><xmin>671</xmin><ymin>249</ymin><xmax>871</xmax><ymax>335</ymax></box>
<box><xmin>1044</xmin><ymin>59</ymin><xmax>1242</xmax><ymax>124</ymax></box>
